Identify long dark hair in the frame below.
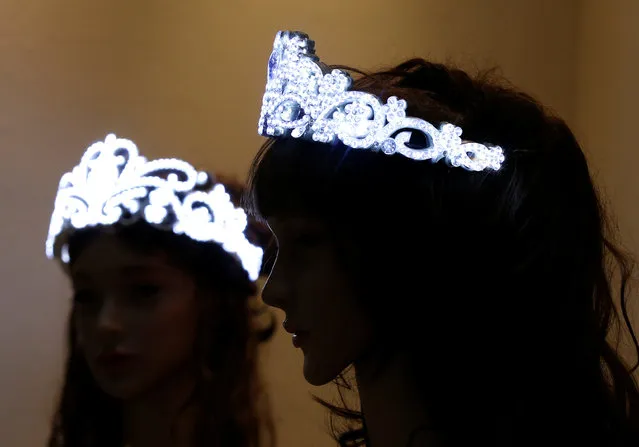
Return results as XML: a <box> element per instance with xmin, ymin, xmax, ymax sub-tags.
<box><xmin>48</xmin><ymin>176</ymin><xmax>275</xmax><ymax>447</ymax></box>
<box><xmin>245</xmin><ymin>59</ymin><xmax>639</xmax><ymax>446</ymax></box>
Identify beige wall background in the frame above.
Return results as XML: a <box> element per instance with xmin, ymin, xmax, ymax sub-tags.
<box><xmin>0</xmin><ymin>1</ymin><xmax>636</xmax><ymax>446</ymax></box>
<box><xmin>575</xmin><ymin>0</ymin><xmax>639</xmax><ymax>251</ymax></box>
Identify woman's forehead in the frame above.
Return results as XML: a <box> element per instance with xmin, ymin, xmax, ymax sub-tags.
<box><xmin>70</xmin><ymin>232</ymin><xmax>171</xmax><ymax>279</ymax></box>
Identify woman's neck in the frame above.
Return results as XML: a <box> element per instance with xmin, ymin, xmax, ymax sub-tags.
<box><xmin>355</xmin><ymin>350</ymin><xmax>441</xmax><ymax>447</ymax></box>
<box><xmin>123</xmin><ymin>371</ymin><xmax>196</xmax><ymax>447</ymax></box>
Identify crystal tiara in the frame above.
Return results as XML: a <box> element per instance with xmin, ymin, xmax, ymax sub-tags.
<box><xmin>45</xmin><ymin>134</ymin><xmax>264</xmax><ymax>281</ymax></box>
<box><xmin>258</xmin><ymin>30</ymin><xmax>505</xmax><ymax>172</ymax></box>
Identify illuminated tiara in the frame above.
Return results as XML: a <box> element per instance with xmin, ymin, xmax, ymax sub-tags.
<box><xmin>258</xmin><ymin>31</ymin><xmax>505</xmax><ymax>172</ymax></box>
<box><xmin>45</xmin><ymin>134</ymin><xmax>264</xmax><ymax>281</ymax></box>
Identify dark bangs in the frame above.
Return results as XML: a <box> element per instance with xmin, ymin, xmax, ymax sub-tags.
<box><xmin>244</xmin><ymin>130</ymin><xmax>506</xmax><ymax>242</ymax></box>
<box><xmin>245</xmin><ymin>133</ymin><xmax>453</xmax><ymax>225</ymax></box>
<box><xmin>245</xmin><ymin>137</ymin><xmax>348</xmax><ymax>220</ymax></box>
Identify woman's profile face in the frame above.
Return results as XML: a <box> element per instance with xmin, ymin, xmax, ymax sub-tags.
<box><xmin>70</xmin><ymin>232</ymin><xmax>200</xmax><ymax>400</ymax></box>
<box><xmin>263</xmin><ymin>216</ymin><xmax>373</xmax><ymax>386</ymax></box>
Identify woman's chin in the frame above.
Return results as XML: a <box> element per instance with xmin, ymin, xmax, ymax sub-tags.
<box><xmin>302</xmin><ymin>355</ymin><xmax>343</xmax><ymax>386</ymax></box>
<box><xmin>94</xmin><ymin>375</ymin><xmax>145</xmax><ymax>400</ymax></box>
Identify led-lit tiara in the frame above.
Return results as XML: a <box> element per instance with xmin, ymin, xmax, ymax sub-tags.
<box><xmin>45</xmin><ymin>134</ymin><xmax>264</xmax><ymax>281</ymax></box>
<box><xmin>258</xmin><ymin>31</ymin><xmax>505</xmax><ymax>172</ymax></box>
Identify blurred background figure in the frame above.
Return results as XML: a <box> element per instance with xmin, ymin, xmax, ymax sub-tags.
<box><xmin>45</xmin><ymin>134</ymin><xmax>274</xmax><ymax>447</ymax></box>
<box><xmin>0</xmin><ymin>1</ymin><xmax>637</xmax><ymax>446</ymax></box>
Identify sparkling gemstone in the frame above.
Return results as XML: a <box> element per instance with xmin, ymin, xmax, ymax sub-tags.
<box><xmin>381</xmin><ymin>139</ymin><xmax>397</xmax><ymax>155</ymax></box>
<box><xmin>291</xmin><ymin>127</ymin><xmax>305</xmax><ymax>138</ymax></box>
<box><xmin>267</xmin><ymin>50</ymin><xmax>280</xmax><ymax>82</ymax></box>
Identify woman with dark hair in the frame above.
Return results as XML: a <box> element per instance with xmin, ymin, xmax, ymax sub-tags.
<box><xmin>246</xmin><ymin>31</ymin><xmax>639</xmax><ymax>447</ymax></box>
<box><xmin>45</xmin><ymin>134</ymin><xmax>274</xmax><ymax>447</ymax></box>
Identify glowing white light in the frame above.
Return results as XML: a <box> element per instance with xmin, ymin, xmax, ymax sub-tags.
<box><xmin>45</xmin><ymin>134</ymin><xmax>263</xmax><ymax>281</ymax></box>
<box><xmin>60</xmin><ymin>244</ymin><xmax>70</xmax><ymax>264</ymax></box>
<box><xmin>196</xmin><ymin>171</ymin><xmax>209</xmax><ymax>185</ymax></box>
<box><xmin>258</xmin><ymin>31</ymin><xmax>505</xmax><ymax>172</ymax></box>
